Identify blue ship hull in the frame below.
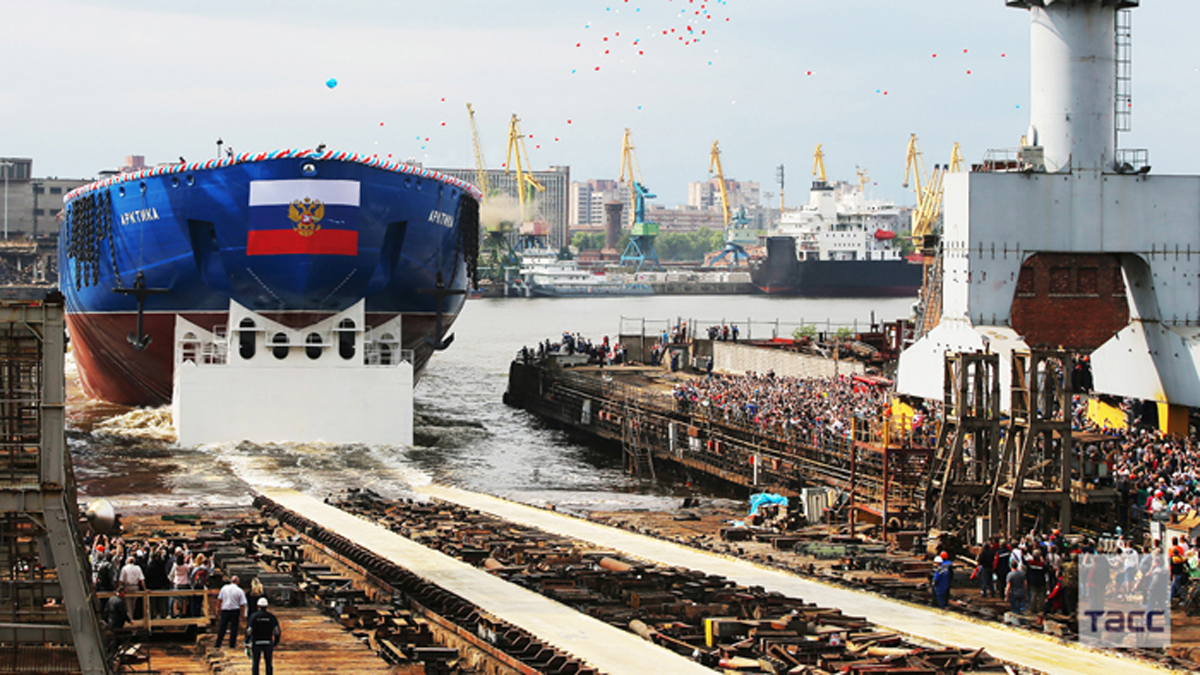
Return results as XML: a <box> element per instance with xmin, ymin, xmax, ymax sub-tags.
<box><xmin>60</xmin><ymin>150</ymin><xmax>480</xmax><ymax>406</ymax></box>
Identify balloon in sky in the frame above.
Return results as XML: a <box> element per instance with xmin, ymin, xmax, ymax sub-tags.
<box><xmin>325</xmin><ymin>78</ymin><xmax>338</xmax><ymax>89</ymax></box>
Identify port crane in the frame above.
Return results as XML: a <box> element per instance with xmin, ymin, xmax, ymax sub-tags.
<box><xmin>705</xmin><ymin>140</ymin><xmax>753</xmax><ymax>269</ymax></box>
<box><xmin>467</xmin><ymin>103</ymin><xmax>491</xmax><ymax>202</ymax></box>
<box><xmin>812</xmin><ymin>143</ymin><xmax>828</xmax><ymax>184</ymax></box>
<box><xmin>904</xmin><ymin>135</ymin><xmax>964</xmax><ymax>337</ymax></box>
<box><xmin>505</xmin><ymin>114</ymin><xmax>548</xmax><ymax>252</ymax></box>
<box><xmin>617</xmin><ymin>129</ymin><xmax>663</xmax><ymax>272</ymax></box>
<box><xmin>468</xmin><ymin>104</ymin><xmax>518</xmax><ymax>282</ymax></box>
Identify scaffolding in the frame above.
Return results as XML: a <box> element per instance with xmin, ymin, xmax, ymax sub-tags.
<box><xmin>0</xmin><ymin>291</ymin><xmax>108</xmax><ymax>674</ymax></box>
<box><xmin>993</xmin><ymin>350</ymin><xmax>1074</xmax><ymax>537</ymax></box>
<box><xmin>926</xmin><ymin>352</ymin><xmax>1003</xmax><ymax>537</ymax></box>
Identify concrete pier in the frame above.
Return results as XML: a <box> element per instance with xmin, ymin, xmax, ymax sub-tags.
<box><xmin>417</xmin><ymin>483</ymin><xmax>1172</xmax><ymax>675</ymax></box>
<box><xmin>259</xmin><ymin>488</ymin><xmax>713</xmax><ymax>675</ymax></box>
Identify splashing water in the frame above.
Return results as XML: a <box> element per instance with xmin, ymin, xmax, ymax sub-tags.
<box><xmin>94</xmin><ymin>407</ymin><xmax>178</xmax><ymax>443</ymax></box>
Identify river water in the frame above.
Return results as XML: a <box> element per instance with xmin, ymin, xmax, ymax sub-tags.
<box><xmin>69</xmin><ymin>294</ymin><xmax>913</xmax><ymax>514</ymax></box>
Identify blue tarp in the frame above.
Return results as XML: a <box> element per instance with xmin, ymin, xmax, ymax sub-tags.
<box><xmin>748</xmin><ymin>493</ymin><xmax>788</xmax><ymax>515</ymax></box>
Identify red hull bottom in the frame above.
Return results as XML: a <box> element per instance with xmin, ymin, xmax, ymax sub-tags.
<box><xmin>67</xmin><ymin>311</ymin><xmax>446</xmax><ymax>407</ymax></box>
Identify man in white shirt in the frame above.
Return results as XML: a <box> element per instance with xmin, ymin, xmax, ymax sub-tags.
<box><xmin>117</xmin><ymin>557</ymin><xmax>146</xmax><ymax>620</ymax></box>
<box><xmin>215</xmin><ymin>575</ymin><xmax>248</xmax><ymax>650</ymax></box>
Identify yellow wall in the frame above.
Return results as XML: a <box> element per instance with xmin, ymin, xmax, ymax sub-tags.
<box><xmin>1087</xmin><ymin>399</ymin><xmax>1126</xmax><ymax>431</ymax></box>
<box><xmin>1158</xmin><ymin>402</ymin><xmax>1190</xmax><ymax>437</ymax></box>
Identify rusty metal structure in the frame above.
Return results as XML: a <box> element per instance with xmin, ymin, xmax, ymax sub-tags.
<box><xmin>256</xmin><ymin>495</ymin><xmax>601</xmax><ymax>675</ymax></box>
<box><xmin>927</xmin><ymin>349</ymin><xmax>1081</xmax><ymax>539</ymax></box>
<box><xmin>0</xmin><ymin>291</ymin><xmax>108</xmax><ymax>674</ymax></box>
<box><xmin>926</xmin><ymin>353</ymin><xmax>1003</xmax><ymax>536</ymax></box>
<box><xmin>323</xmin><ymin>489</ymin><xmax>1013</xmax><ymax>675</ymax></box>
<box><xmin>993</xmin><ymin>350</ymin><xmax>1075</xmax><ymax>536</ymax></box>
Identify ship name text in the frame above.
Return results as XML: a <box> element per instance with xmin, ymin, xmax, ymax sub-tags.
<box><xmin>121</xmin><ymin>207</ymin><xmax>161</xmax><ymax>226</ymax></box>
<box><xmin>428</xmin><ymin>210</ymin><xmax>454</xmax><ymax>228</ymax></box>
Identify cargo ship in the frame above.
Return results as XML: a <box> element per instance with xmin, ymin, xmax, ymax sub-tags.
<box><xmin>60</xmin><ymin>149</ymin><xmax>480</xmax><ymax>407</ymax></box>
<box><xmin>750</xmin><ymin>178</ymin><xmax>921</xmax><ymax>297</ymax></box>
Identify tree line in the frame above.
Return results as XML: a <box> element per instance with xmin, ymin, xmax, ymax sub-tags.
<box><xmin>571</xmin><ymin>228</ymin><xmax>731</xmax><ymax>262</ymax></box>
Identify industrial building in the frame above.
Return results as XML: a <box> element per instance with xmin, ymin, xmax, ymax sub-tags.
<box><xmin>0</xmin><ymin>158</ymin><xmax>91</xmax><ymax>239</ymax></box>
<box><xmin>436</xmin><ymin>165</ymin><xmax>571</xmax><ymax>249</ymax></box>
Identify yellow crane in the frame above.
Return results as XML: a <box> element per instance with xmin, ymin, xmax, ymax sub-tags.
<box><xmin>466</xmin><ymin>103</ymin><xmax>490</xmax><ymax>203</ymax></box>
<box><xmin>907</xmin><ymin>138</ymin><xmax>963</xmax><ymax>245</ymax></box>
<box><xmin>709</xmin><ymin>140</ymin><xmax>732</xmax><ymax>228</ymax></box>
<box><xmin>619</xmin><ymin>129</ymin><xmax>646</xmax><ymax>228</ymax></box>
<box><xmin>812</xmin><ymin>143</ymin><xmax>828</xmax><ymax>184</ymax></box>
<box><xmin>906</xmin><ymin>139</ymin><xmax>965</xmax><ymax>337</ymax></box>
<box><xmin>707</xmin><ymin>140</ymin><xmax>752</xmax><ymax>268</ymax></box>
<box><xmin>856</xmin><ymin>167</ymin><xmax>871</xmax><ymax>195</ymax></box>
<box><xmin>617</xmin><ymin>129</ymin><xmax>661</xmax><ymax>272</ymax></box>
<box><xmin>505</xmin><ymin>114</ymin><xmax>544</xmax><ymax>221</ymax></box>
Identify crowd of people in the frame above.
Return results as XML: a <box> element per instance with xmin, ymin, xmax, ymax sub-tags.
<box><xmin>86</xmin><ymin>530</ymin><xmax>283</xmax><ymax>671</ymax></box>
<box><xmin>518</xmin><ymin>332</ymin><xmax>627</xmax><ymax>367</ymax></box>
<box><xmin>1069</xmin><ymin>398</ymin><xmax>1200</xmax><ymax>525</ymax></box>
<box><xmin>672</xmin><ymin>370</ymin><xmax>894</xmax><ymax>443</ymax></box>
<box><xmin>933</xmin><ymin>529</ymin><xmax>1200</xmax><ymax>616</ymax></box>
<box><xmin>87</xmin><ymin>533</ymin><xmax>212</xmax><ymax>623</ymax></box>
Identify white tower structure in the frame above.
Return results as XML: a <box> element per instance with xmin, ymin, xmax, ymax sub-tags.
<box><xmin>1026</xmin><ymin>0</ymin><xmax>1122</xmax><ymax>173</ymax></box>
<box><xmin>899</xmin><ymin>0</ymin><xmax>1200</xmax><ymax>417</ymax></box>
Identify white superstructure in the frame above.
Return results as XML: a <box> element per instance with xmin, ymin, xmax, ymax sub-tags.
<box><xmin>172</xmin><ymin>300</ymin><xmax>414</xmax><ymax>446</ymax></box>
<box><xmin>770</xmin><ymin>180</ymin><xmax>906</xmax><ymax>263</ymax></box>
<box><xmin>514</xmin><ymin>248</ymin><xmax>652</xmax><ymax>297</ymax></box>
<box><xmin>897</xmin><ymin>1</ymin><xmax>1200</xmax><ymax>411</ymax></box>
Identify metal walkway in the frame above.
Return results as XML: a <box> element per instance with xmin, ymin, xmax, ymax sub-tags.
<box><xmin>259</xmin><ymin>488</ymin><xmax>712</xmax><ymax>675</ymax></box>
<box><xmin>416</xmin><ymin>484</ymin><xmax>1174</xmax><ymax>675</ymax></box>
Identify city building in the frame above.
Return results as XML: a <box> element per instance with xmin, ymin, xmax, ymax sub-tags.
<box><xmin>569</xmin><ymin>179</ymin><xmax>626</xmax><ymax>227</ymax></box>
<box><xmin>645</xmin><ymin>205</ymin><xmax>725</xmax><ymax>232</ymax></box>
<box><xmin>0</xmin><ymin>158</ymin><xmax>91</xmax><ymax>239</ymax></box>
<box><xmin>435</xmin><ymin>165</ymin><xmax>571</xmax><ymax>249</ymax></box>
<box><xmin>687</xmin><ymin>178</ymin><xmax>761</xmax><ymax>212</ymax></box>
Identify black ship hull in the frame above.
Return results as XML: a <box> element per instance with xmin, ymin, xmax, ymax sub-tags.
<box><xmin>751</xmin><ymin>236</ymin><xmax>922</xmax><ymax>297</ymax></box>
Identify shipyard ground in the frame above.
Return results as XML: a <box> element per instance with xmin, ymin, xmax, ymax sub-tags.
<box><xmin>414</xmin><ymin>484</ymin><xmax>1191</xmax><ymax>675</ymax></box>
<box><xmin>99</xmin><ymin>485</ymin><xmax>1200</xmax><ymax>675</ymax></box>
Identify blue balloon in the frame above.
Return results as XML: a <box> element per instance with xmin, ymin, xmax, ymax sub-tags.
<box><xmin>325</xmin><ymin>78</ymin><xmax>338</xmax><ymax>89</ymax></box>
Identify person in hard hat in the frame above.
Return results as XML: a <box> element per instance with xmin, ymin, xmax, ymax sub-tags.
<box><xmin>245</xmin><ymin>596</ymin><xmax>281</xmax><ymax>675</ymax></box>
<box><xmin>932</xmin><ymin>552</ymin><xmax>954</xmax><ymax>609</ymax></box>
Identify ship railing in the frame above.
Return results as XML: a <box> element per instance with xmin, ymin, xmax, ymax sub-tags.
<box><xmin>619</xmin><ymin>315</ymin><xmax>885</xmax><ymax>342</ymax></box>
<box><xmin>980</xmin><ymin>147</ymin><xmax>1039</xmax><ymax>173</ymax></box>
<box><xmin>362</xmin><ymin>343</ymin><xmax>412</xmax><ymax>366</ymax></box>
<box><xmin>1115</xmin><ymin>148</ymin><xmax>1150</xmax><ymax>173</ymax></box>
<box><xmin>177</xmin><ymin>334</ymin><xmax>228</xmax><ymax>366</ymax></box>
<box><xmin>95</xmin><ymin>588</ymin><xmax>214</xmax><ymax>633</ymax></box>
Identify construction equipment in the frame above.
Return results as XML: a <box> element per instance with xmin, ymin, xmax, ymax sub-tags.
<box><xmin>617</xmin><ymin>129</ymin><xmax>662</xmax><ymax>272</ymax></box>
<box><xmin>705</xmin><ymin>140</ymin><xmax>753</xmax><ymax>269</ymax></box>
<box><xmin>856</xmin><ymin>166</ymin><xmax>870</xmax><ymax>195</ymax></box>
<box><xmin>469</xmin><ymin>105</ymin><xmax>518</xmax><ymax>282</ymax></box>
<box><xmin>0</xmin><ymin>291</ymin><xmax>109</xmax><ymax>674</ymax></box>
<box><xmin>906</xmin><ymin>137</ymin><xmax>964</xmax><ymax>338</ymax></box>
<box><xmin>813</xmin><ymin>143</ymin><xmax>828</xmax><ymax>184</ymax></box>
<box><xmin>466</xmin><ymin>103</ymin><xmax>491</xmax><ymax>203</ymax></box>
<box><xmin>505</xmin><ymin>114</ymin><xmax>544</xmax><ymax>224</ymax></box>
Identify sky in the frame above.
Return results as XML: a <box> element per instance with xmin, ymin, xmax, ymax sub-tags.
<box><xmin>5</xmin><ymin>0</ymin><xmax>1200</xmax><ymax>207</ymax></box>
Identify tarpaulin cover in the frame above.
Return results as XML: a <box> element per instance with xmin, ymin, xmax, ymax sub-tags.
<box><xmin>749</xmin><ymin>493</ymin><xmax>788</xmax><ymax>515</ymax></box>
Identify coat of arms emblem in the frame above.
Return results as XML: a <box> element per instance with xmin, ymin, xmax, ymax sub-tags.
<box><xmin>288</xmin><ymin>198</ymin><xmax>324</xmax><ymax>237</ymax></box>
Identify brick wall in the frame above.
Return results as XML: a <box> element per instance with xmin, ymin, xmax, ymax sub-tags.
<box><xmin>1010</xmin><ymin>253</ymin><xmax>1129</xmax><ymax>350</ymax></box>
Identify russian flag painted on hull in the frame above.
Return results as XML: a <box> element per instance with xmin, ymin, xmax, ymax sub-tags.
<box><xmin>58</xmin><ymin>149</ymin><xmax>481</xmax><ymax>407</ymax></box>
<box><xmin>247</xmin><ymin>179</ymin><xmax>360</xmax><ymax>256</ymax></box>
